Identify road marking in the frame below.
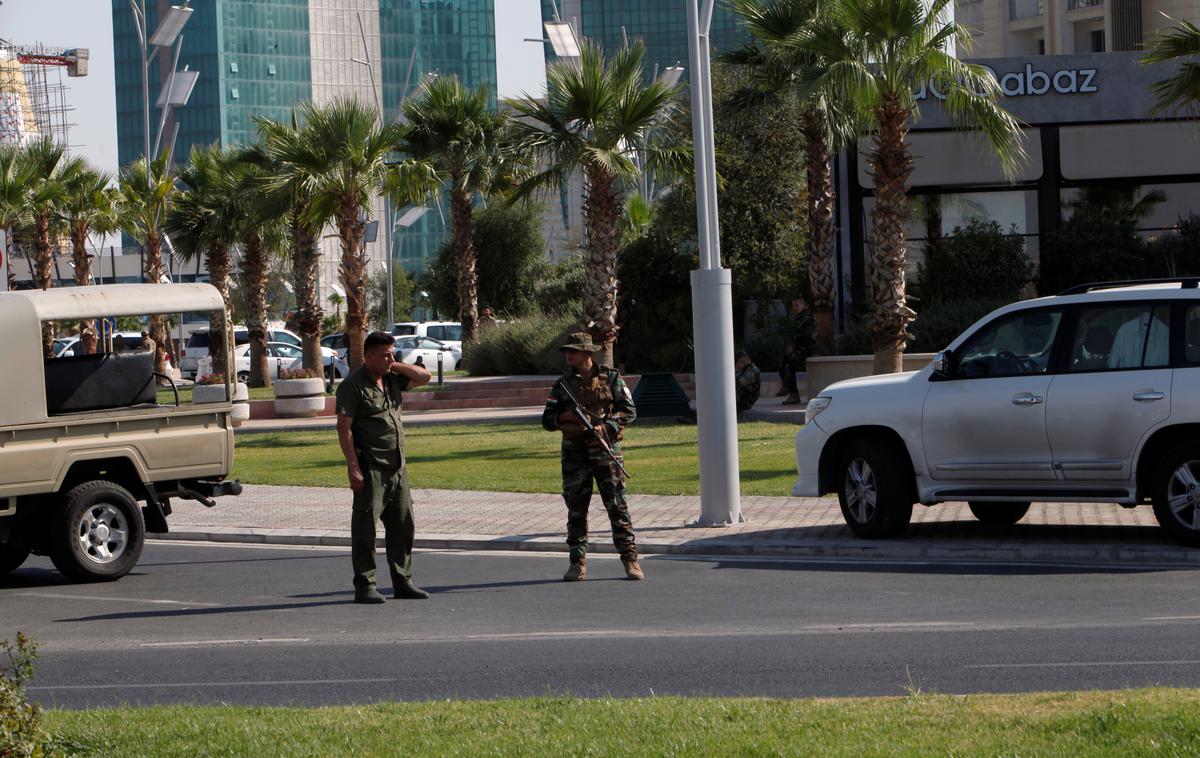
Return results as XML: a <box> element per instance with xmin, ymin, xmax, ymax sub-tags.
<box><xmin>966</xmin><ymin>660</ymin><xmax>1200</xmax><ymax>669</ymax></box>
<box><xmin>1144</xmin><ymin>615</ymin><xmax>1200</xmax><ymax>621</ymax></box>
<box><xmin>18</xmin><ymin>592</ymin><xmax>220</xmax><ymax>607</ymax></box>
<box><xmin>140</xmin><ymin>638</ymin><xmax>310</xmax><ymax>648</ymax></box>
<box><xmin>27</xmin><ymin>677</ymin><xmax>394</xmax><ymax>692</ymax></box>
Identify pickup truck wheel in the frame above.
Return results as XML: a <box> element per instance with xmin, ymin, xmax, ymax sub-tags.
<box><xmin>0</xmin><ymin>541</ymin><xmax>30</xmax><ymax>575</ymax></box>
<box><xmin>968</xmin><ymin>502</ymin><xmax>1031</xmax><ymax>525</ymax></box>
<box><xmin>1152</xmin><ymin>443</ymin><xmax>1200</xmax><ymax>546</ymax></box>
<box><xmin>50</xmin><ymin>481</ymin><xmax>145</xmax><ymax>582</ymax></box>
<box><xmin>837</xmin><ymin>438</ymin><xmax>913</xmax><ymax>539</ymax></box>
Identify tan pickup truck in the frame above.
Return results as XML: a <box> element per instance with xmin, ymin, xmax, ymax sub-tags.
<box><xmin>0</xmin><ymin>283</ymin><xmax>241</xmax><ymax>582</ymax></box>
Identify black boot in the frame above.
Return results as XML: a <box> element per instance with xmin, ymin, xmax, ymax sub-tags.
<box><xmin>354</xmin><ymin>585</ymin><xmax>385</xmax><ymax>604</ymax></box>
<box><xmin>393</xmin><ymin>580</ymin><xmax>430</xmax><ymax>599</ymax></box>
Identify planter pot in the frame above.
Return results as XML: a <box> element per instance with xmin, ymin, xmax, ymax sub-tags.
<box><xmin>273</xmin><ymin>377</ymin><xmax>327</xmax><ymax>418</ymax></box>
<box><xmin>806</xmin><ymin>353</ymin><xmax>936</xmax><ymax>397</ymax></box>
<box><xmin>191</xmin><ymin>383</ymin><xmax>228</xmax><ymax>405</ymax></box>
<box><xmin>231</xmin><ymin>382</ymin><xmax>250</xmax><ymax>426</ymax></box>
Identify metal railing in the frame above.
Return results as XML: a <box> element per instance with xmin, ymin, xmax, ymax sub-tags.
<box><xmin>1068</xmin><ymin>0</ymin><xmax>1103</xmax><ymax>9</ymax></box>
<box><xmin>1009</xmin><ymin>0</ymin><xmax>1044</xmax><ymax>18</ymax></box>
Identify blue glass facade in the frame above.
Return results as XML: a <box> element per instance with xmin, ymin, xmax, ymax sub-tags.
<box><xmin>380</xmin><ymin>0</ymin><xmax>498</xmax><ymax>272</ymax></box>
<box><xmin>113</xmin><ymin>0</ymin><xmax>312</xmax><ymax>166</ymax></box>
<box><xmin>539</xmin><ymin>0</ymin><xmax>747</xmax><ymax>77</ymax></box>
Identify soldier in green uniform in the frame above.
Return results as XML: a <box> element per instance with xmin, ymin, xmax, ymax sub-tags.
<box><xmin>541</xmin><ymin>332</ymin><xmax>643</xmax><ymax>582</ymax></box>
<box><xmin>336</xmin><ymin>331</ymin><xmax>431</xmax><ymax>604</ymax></box>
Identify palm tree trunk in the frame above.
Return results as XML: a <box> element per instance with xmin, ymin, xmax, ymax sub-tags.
<box><xmin>205</xmin><ymin>245</ymin><xmax>232</xmax><ymax>377</ymax></box>
<box><xmin>290</xmin><ymin>206</ymin><xmax>323</xmax><ymax>374</ymax></box>
<box><xmin>242</xmin><ymin>232</ymin><xmax>271</xmax><ymax>388</ymax></box>
<box><xmin>2</xmin><ymin>224</ymin><xmax>15</xmax><ymax>291</ymax></box>
<box><xmin>801</xmin><ymin>110</ymin><xmax>836</xmax><ymax>355</ymax></box>
<box><xmin>143</xmin><ymin>232</ymin><xmax>173</xmax><ymax>380</ymax></box>
<box><xmin>450</xmin><ymin>187</ymin><xmax>479</xmax><ymax>343</ymax></box>
<box><xmin>867</xmin><ymin>96</ymin><xmax>917</xmax><ymax>375</ymax></box>
<box><xmin>338</xmin><ymin>196</ymin><xmax>368</xmax><ymax>372</ymax></box>
<box><xmin>582</xmin><ymin>165</ymin><xmax>623</xmax><ymax>368</ymax></box>
<box><xmin>34</xmin><ymin>210</ymin><xmax>56</xmax><ymax>357</ymax></box>
<box><xmin>70</xmin><ymin>221</ymin><xmax>98</xmax><ymax>355</ymax></box>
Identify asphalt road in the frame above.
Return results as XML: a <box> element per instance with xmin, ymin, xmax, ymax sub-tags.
<box><xmin>6</xmin><ymin>542</ymin><xmax>1200</xmax><ymax>709</ymax></box>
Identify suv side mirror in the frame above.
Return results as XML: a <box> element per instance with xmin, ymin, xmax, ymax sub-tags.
<box><xmin>931</xmin><ymin>349</ymin><xmax>956</xmax><ymax>379</ymax></box>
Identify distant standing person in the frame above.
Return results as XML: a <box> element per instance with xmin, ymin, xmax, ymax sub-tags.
<box><xmin>478</xmin><ymin>307</ymin><xmax>497</xmax><ymax>330</ymax></box>
<box><xmin>541</xmin><ymin>332</ymin><xmax>642</xmax><ymax>582</ymax></box>
<box><xmin>335</xmin><ymin>331</ymin><xmax>432</xmax><ymax>604</ymax></box>
<box><xmin>735</xmin><ymin>350</ymin><xmax>761</xmax><ymax>418</ymax></box>
<box><xmin>779</xmin><ymin>297</ymin><xmax>816</xmax><ymax>405</ymax></box>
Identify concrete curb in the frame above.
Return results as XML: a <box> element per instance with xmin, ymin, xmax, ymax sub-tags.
<box><xmin>148</xmin><ymin>528</ymin><xmax>1200</xmax><ymax>566</ymax></box>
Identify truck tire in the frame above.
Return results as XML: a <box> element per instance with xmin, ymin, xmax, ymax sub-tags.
<box><xmin>49</xmin><ymin>480</ymin><xmax>145</xmax><ymax>582</ymax></box>
<box><xmin>0</xmin><ymin>540</ymin><xmax>30</xmax><ymax>576</ymax></box>
<box><xmin>836</xmin><ymin>437</ymin><xmax>913</xmax><ymax>539</ymax></box>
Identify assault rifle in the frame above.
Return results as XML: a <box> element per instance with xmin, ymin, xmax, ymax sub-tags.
<box><xmin>555</xmin><ymin>378</ymin><xmax>631</xmax><ymax>479</ymax></box>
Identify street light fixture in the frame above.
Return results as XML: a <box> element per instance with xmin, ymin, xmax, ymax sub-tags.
<box><xmin>660</xmin><ymin>64</ymin><xmax>685</xmax><ymax>89</ymax></box>
<box><xmin>149</xmin><ymin>4</ymin><xmax>193</xmax><ymax>48</ymax></box>
<box><xmin>387</xmin><ymin>206</ymin><xmax>429</xmax><ymax>327</ymax></box>
<box><xmin>543</xmin><ymin>21</ymin><xmax>581</xmax><ymax>59</ymax></box>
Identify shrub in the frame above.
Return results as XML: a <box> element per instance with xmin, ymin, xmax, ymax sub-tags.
<box><xmin>197</xmin><ymin>372</ymin><xmax>225</xmax><ymax>385</ymax></box>
<box><xmin>279</xmin><ymin>368</ymin><xmax>319</xmax><ymax>381</ymax></box>
<box><xmin>916</xmin><ymin>220</ymin><xmax>1033</xmax><ymax>305</ymax></box>
<box><xmin>0</xmin><ymin>633</ymin><xmax>49</xmax><ymax>758</ymax></box>
<box><xmin>465</xmin><ymin>312</ymin><xmax>581</xmax><ymax>376</ymax></box>
<box><xmin>1145</xmin><ymin>213</ymin><xmax>1200</xmax><ymax>278</ymax></box>
<box><xmin>1038</xmin><ymin>208</ymin><xmax>1148</xmax><ymax>295</ymax></box>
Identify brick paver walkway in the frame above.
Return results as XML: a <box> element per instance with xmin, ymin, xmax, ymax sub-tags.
<box><xmin>158</xmin><ymin>484</ymin><xmax>1200</xmax><ymax>565</ymax></box>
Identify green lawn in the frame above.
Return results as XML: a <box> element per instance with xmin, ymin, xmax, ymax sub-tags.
<box><xmin>43</xmin><ymin>690</ymin><xmax>1200</xmax><ymax>756</ymax></box>
<box><xmin>233</xmin><ymin>421</ymin><xmax>798</xmax><ymax>496</ymax></box>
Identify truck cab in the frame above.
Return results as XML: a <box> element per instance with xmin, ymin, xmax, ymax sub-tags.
<box><xmin>0</xmin><ymin>283</ymin><xmax>241</xmax><ymax>581</ymax></box>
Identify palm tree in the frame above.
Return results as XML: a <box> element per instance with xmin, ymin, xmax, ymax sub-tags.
<box><xmin>60</xmin><ymin>162</ymin><xmax>118</xmax><ymax>354</ymax></box>
<box><xmin>0</xmin><ymin>144</ymin><xmax>33</xmax><ymax>291</ymax></box>
<box><xmin>399</xmin><ymin>76</ymin><xmax>514</xmax><ymax>343</ymax></box>
<box><xmin>22</xmin><ymin>139</ymin><xmax>72</xmax><ymax>294</ymax></box>
<box><xmin>166</xmin><ymin>144</ymin><xmax>246</xmax><ymax>376</ymax></box>
<box><xmin>508</xmin><ymin>39</ymin><xmax>689</xmax><ymax>367</ymax></box>
<box><xmin>1144</xmin><ymin>18</ymin><xmax>1200</xmax><ymax>116</ymax></box>
<box><xmin>117</xmin><ymin>152</ymin><xmax>178</xmax><ymax>378</ymax></box>
<box><xmin>795</xmin><ymin>0</ymin><xmax>1024</xmax><ymax>372</ymax></box>
<box><xmin>728</xmin><ymin>0</ymin><xmax>855</xmax><ymax>354</ymax></box>
<box><xmin>230</xmin><ymin>143</ymin><xmax>288</xmax><ymax>387</ymax></box>
<box><xmin>254</xmin><ymin>113</ymin><xmax>327</xmax><ymax>374</ymax></box>
<box><xmin>285</xmin><ymin>97</ymin><xmax>437</xmax><ymax>370</ymax></box>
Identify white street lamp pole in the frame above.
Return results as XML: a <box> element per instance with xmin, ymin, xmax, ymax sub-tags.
<box><xmin>687</xmin><ymin>0</ymin><xmax>742</xmax><ymax>525</ymax></box>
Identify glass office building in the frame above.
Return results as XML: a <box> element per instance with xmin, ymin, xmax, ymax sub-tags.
<box><xmin>112</xmin><ymin>0</ymin><xmax>497</xmax><ymax>274</ymax></box>
<box><xmin>539</xmin><ymin>0</ymin><xmax>747</xmax><ymax>76</ymax></box>
<box><xmin>380</xmin><ymin>0</ymin><xmax>497</xmax><ymax>271</ymax></box>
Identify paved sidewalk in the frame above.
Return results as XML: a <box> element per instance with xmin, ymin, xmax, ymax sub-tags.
<box><xmin>152</xmin><ymin>483</ymin><xmax>1200</xmax><ymax>566</ymax></box>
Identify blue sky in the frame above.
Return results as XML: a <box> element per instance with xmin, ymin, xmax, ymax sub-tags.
<box><xmin>0</xmin><ymin>0</ymin><xmax>548</xmax><ymax>175</ymax></box>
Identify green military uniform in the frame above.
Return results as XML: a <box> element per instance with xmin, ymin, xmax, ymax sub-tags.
<box><xmin>736</xmin><ymin>362</ymin><xmax>762</xmax><ymax>414</ymax></box>
<box><xmin>541</xmin><ymin>357</ymin><xmax>638</xmax><ymax>563</ymax></box>
<box><xmin>336</xmin><ymin>365</ymin><xmax>414</xmax><ymax>591</ymax></box>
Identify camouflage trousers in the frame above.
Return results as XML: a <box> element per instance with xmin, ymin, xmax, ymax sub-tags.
<box><xmin>561</xmin><ymin>445</ymin><xmax>636</xmax><ymax>562</ymax></box>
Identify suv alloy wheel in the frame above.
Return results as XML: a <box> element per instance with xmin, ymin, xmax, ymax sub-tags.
<box><xmin>1152</xmin><ymin>442</ymin><xmax>1200</xmax><ymax>546</ymax></box>
<box><xmin>836</xmin><ymin>438</ymin><xmax>913</xmax><ymax>538</ymax></box>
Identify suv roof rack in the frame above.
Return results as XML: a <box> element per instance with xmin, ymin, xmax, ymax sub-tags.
<box><xmin>1059</xmin><ymin>277</ymin><xmax>1200</xmax><ymax>296</ymax></box>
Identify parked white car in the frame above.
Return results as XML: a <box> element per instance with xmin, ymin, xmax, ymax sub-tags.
<box><xmin>52</xmin><ymin>332</ymin><xmax>175</xmax><ymax>371</ymax></box>
<box><xmin>231</xmin><ymin>342</ymin><xmax>347</xmax><ymax>383</ymax></box>
<box><xmin>393</xmin><ymin>335</ymin><xmax>462</xmax><ymax>370</ymax></box>
<box><xmin>181</xmin><ymin>327</ymin><xmax>301</xmax><ymax>379</ymax></box>
<box><xmin>794</xmin><ymin>279</ymin><xmax>1200</xmax><ymax>546</ymax></box>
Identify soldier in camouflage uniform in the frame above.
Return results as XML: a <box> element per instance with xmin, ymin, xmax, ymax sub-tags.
<box><xmin>541</xmin><ymin>332</ymin><xmax>642</xmax><ymax>582</ymax></box>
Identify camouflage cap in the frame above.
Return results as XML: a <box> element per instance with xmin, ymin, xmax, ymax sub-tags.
<box><xmin>560</xmin><ymin>331</ymin><xmax>601</xmax><ymax>352</ymax></box>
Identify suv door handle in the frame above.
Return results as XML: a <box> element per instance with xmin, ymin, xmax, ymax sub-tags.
<box><xmin>1011</xmin><ymin>393</ymin><xmax>1044</xmax><ymax>406</ymax></box>
<box><xmin>1133</xmin><ymin>391</ymin><xmax>1166</xmax><ymax>402</ymax></box>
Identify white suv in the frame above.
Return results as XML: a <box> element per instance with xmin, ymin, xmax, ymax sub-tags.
<box><xmin>794</xmin><ymin>279</ymin><xmax>1200</xmax><ymax>546</ymax></box>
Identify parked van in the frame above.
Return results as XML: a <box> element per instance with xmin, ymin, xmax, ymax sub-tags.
<box><xmin>390</xmin><ymin>321</ymin><xmax>462</xmax><ymax>349</ymax></box>
<box><xmin>0</xmin><ymin>283</ymin><xmax>241</xmax><ymax>582</ymax></box>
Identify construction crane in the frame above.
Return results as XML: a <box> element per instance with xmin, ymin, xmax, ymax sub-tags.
<box><xmin>14</xmin><ymin>48</ymin><xmax>89</xmax><ymax>77</ymax></box>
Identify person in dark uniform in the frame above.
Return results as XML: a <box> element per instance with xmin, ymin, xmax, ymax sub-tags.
<box><xmin>335</xmin><ymin>331</ymin><xmax>431</xmax><ymax>604</ymax></box>
<box><xmin>779</xmin><ymin>297</ymin><xmax>816</xmax><ymax>405</ymax></box>
<box><xmin>541</xmin><ymin>332</ymin><xmax>642</xmax><ymax>582</ymax></box>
